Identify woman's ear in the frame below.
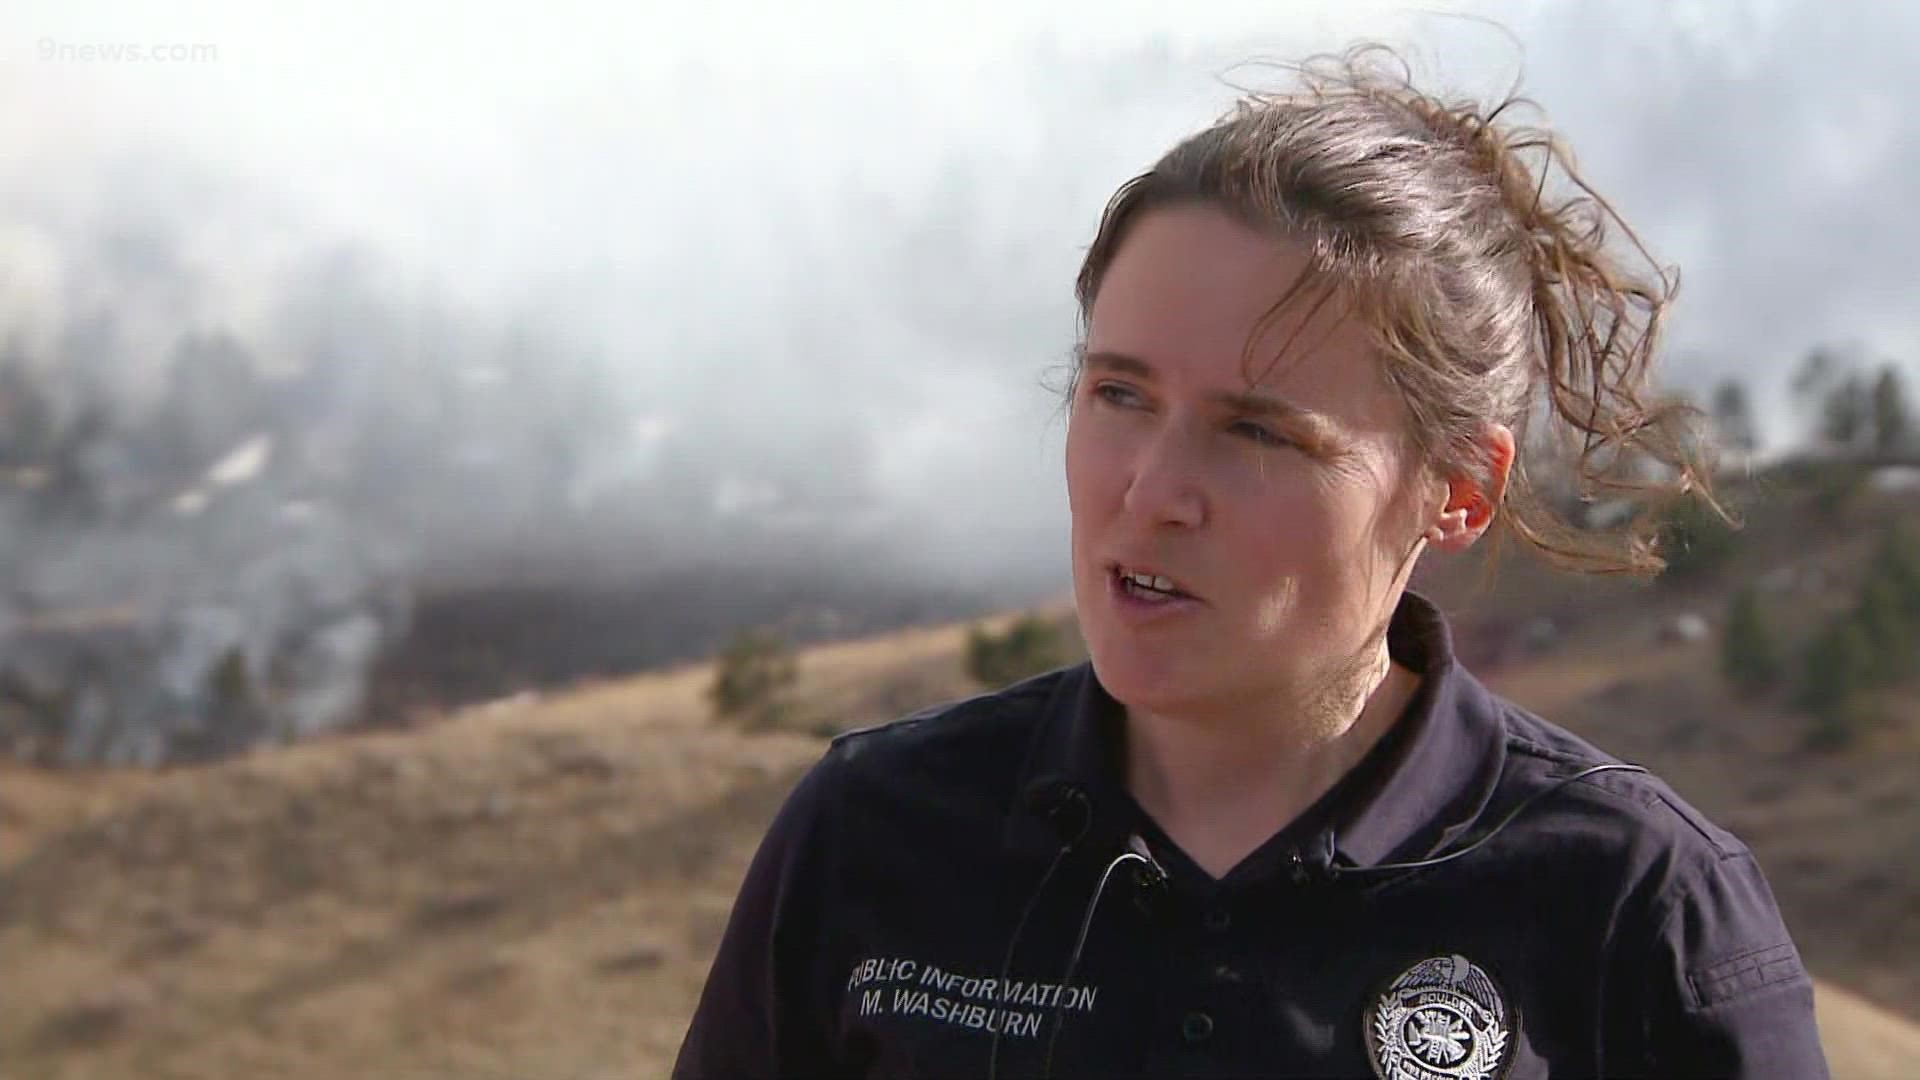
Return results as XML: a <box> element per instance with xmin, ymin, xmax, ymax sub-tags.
<box><xmin>1425</xmin><ymin>423</ymin><xmax>1515</xmax><ymax>552</ymax></box>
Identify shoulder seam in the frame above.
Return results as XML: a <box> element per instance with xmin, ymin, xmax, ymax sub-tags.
<box><xmin>1498</xmin><ymin>706</ymin><xmax>1739</xmax><ymax>855</ymax></box>
<box><xmin>1496</xmin><ymin>702</ymin><xmax>1612</xmax><ymax>768</ymax></box>
<box><xmin>1649</xmin><ymin>847</ymin><xmax>1754</xmax><ymax>948</ymax></box>
<box><xmin>1502</xmin><ymin>732</ymin><xmax>1602</xmax><ymax>770</ymax></box>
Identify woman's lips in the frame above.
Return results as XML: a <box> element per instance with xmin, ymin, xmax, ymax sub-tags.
<box><xmin>1109</xmin><ymin>562</ymin><xmax>1199</xmax><ymax>601</ymax></box>
<box><xmin>1107</xmin><ymin>566</ymin><xmax>1204</xmax><ymax>622</ymax></box>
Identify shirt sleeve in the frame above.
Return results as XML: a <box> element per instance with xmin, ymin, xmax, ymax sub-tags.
<box><xmin>672</xmin><ymin>750</ymin><xmax>847</xmax><ymax>1080</ymax></box>
<box><xmin>1638</xmin><ymin>848</ymin><xmax>1830</xmax><ymax>1079</ymax></box>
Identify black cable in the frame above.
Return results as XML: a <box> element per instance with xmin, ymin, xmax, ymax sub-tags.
<box><xmin>1323</xmin><ymin>762</ymin><xmax>1651</xmax><ymax>880</ymax></box>
<box><xmin>988</xmin><ymin>786</ymin><xmax>1090</xmax><ymax>1080</ymax></box>
<box><xmin>1042</xmin><ymin>846</ymin><xmax>1156</xmax><ymax>1079</ymax></box>
<box><xmin>1001</xmin><ymin>761</ymin><xmax>1650</xmax><ymax>1078</ymax></box>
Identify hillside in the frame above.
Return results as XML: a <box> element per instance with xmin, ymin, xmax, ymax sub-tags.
<box><xmin>1412</xmin><ymin>464</ymin><xmax>1920</xmax><ymax>1013</ymax></box>
<box><xmin>2</xmin><ymin>582</ymin><xmax>1917</xmax><ymax>1078</ymax></box>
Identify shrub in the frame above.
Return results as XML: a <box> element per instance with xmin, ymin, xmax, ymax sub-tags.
<box><xmin>965</xmin><ymin>614</ymin><xmax>1070</xmax><ymax>689</ymax></box>
<box><xmin>708</xmin><ymin>628</ymin><xmax>799</xmax><ymax>730</ymax></box>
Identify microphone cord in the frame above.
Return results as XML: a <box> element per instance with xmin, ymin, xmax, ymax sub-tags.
<box><xmin>988</xmin><ymin>786</ymin><xmax>1090</xmax><ymax>1080</ymax></box>
<box><xmin>1317</xmin><ymin>763</ymin><xmax>1650</xmax><ymax>880</ymax></box>
<box><xmin>991</xmin><ymin>762</ymin><xmax>1647</xmax><ymax>1077</ymax></box>
<box><xmin>1041</xmin><ymin>842</ymin><xmax>1164</xmax><ymax>1079</ymax></box>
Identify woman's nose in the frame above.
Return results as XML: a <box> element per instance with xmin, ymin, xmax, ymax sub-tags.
<box><xmin>1122</xmin><ymin>428</ymin><xmax>1206</xmax><ymax>529</ymax></box>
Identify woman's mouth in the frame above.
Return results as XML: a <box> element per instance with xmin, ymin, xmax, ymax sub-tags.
<box><xmin>1107</xmin><ymin>564</ymin><xmax>1203</xmax><ymax>619</ymax></box>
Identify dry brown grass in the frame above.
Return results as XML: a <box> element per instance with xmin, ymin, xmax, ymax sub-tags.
<box><xmin>1</xmin><ymin>596</ymin><xmax>1913</xmax><ymax>1078</ymax></box>
<box><xmin>1817</xmin><ymin>984</ymin><xmax>1920</xmax><ymax>1080</ymax></box>
<box><xmin>779</xmin><ymin>596</ymin><xmax>1078</xmax><ymax>735</ymax></box>
<box><xmin>0</xmin><ymin>761</ymin><xmax>160</xmax><ymax>871</ymax></box>
<box><xmin>0</xmin><ymin>644</ymin><xmax>824</xmax><ymax>1079</ymax></box>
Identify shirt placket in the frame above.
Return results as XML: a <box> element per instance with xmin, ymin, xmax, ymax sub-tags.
<box><xmin>1128</xmin><ymin>884</ymin><xmax>1264</xmax><ymax>1078</ymax></box>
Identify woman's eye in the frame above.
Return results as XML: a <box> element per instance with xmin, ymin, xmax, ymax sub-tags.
<box><xmin>1233</xmin><ymin>421</ymin><xmax>1291</xmax><ymax>448</ymax></box>
<box><xmin>1092</xmin><ymin>383</ymin><xmax>1142</xmax><ymax>408</ymax></box>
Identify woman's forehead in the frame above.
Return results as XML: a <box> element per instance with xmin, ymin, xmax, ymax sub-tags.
<box><xmin>1086</xmin><ymin>204</ymin><xmax>1400</xmax><ymax>429</ymax></box>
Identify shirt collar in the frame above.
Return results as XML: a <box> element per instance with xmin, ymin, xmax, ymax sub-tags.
<box><xmin>1003</xmin><ymin>590</ymin><xmax>1507</xmax><ymax>876</ymax></box>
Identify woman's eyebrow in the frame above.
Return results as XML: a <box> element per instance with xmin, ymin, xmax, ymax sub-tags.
<box><xmin>1083</xmin><ymin>350</ymin><xmax>1345</xmax><ymax>438</ymax></box>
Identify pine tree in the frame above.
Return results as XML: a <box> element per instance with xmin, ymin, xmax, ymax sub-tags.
<box><xmin>1871</xmin><ymin>519</ymin><xmax>1920</xmax><ymax>619</ymax></box>
<box><xmin>1871</xmin><ymin>365</ymin><xmax>1912</xmax><ymax>456</ymax></box>
<box><xmin>1852</xmin><ymin>577</ymin><xmax>1914</xmax><ymax>687</ymax></box>
<box><xmin>1797</xmin><ymin>618</ymin><xmax>1873</xmax><ymax>749</ymax></box>
<box><xmin>1710</xmin><ymin>379</ymin><xmax>1760</xmax><ymax>455</ymax></box>
<box><xmin>1721</xmin><ymin>587</ymin><xmax>1778</xmax><ymax>696</ymax></box>
<box><xmin>1824</xmin><ymin>374</ymin><xmax>1873</xmax><ymax>450</ymax></box>
<box><xmin>1658</xmin><ymin>496</ymin><xmax>1738</xmax><ymax>583</ymax></box>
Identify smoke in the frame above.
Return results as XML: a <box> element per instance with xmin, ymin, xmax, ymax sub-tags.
<box><xmin>4</xmin><ymin>0</ymin><xmax>1917</xmax><ymax>761</ymax></box>
<box><xmin>1481</xmin><ymin>0</ymin><xmax>1920</xmax><ymax>449</ymax></box>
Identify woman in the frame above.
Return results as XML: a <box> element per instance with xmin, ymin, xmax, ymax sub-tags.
<box><xmin>673</xmin><ymin>45</ymin><xmax>1828</xmax><ymax>1079</ymax></box>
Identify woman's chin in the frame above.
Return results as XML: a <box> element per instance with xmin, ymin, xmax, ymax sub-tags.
<box><xmin>1087</xmin><ymin>640</ymin><xmax>1208</xmax><ymax>711</ymax></box>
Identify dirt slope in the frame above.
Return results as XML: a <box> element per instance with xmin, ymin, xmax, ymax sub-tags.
<box><xmin>1</xmin><ymin>604</ymin><xmax>1914</xmax><ymax>1078</ymax></box>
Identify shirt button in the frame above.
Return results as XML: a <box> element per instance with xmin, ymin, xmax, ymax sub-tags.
<box><xmin>1202</xmin><ymin>906</ymin><xmax>1231</xmax><ymax>932</ymax></box>
<box><xmin>1182</xmin><ymin>1011</ymin><xmax>1215</xmax><ymax>1043</ymax></box>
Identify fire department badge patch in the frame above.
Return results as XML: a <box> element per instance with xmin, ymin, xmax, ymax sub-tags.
<box><xmin>1363</xmin><ymin>954</ymin><xmax>1516</xmax><ymax>1080</ymax></box>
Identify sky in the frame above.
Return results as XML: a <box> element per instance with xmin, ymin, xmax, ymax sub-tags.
<box><xmin>5</xmin><ymin>0</ymin><xmax>1918</xmax><ymax>597</ymax></box>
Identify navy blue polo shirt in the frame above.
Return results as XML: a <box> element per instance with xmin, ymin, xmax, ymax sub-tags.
<box><xmin>673</xmin><ymin>591</ymin><xmax>1828</xmax><ymax>1079</ymax></box>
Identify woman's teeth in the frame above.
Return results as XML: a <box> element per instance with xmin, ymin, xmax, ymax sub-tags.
<box><xmin>1120</xmin><ymin>569</ymin><xmax>1183</xmax><ymax>598</ymax></box>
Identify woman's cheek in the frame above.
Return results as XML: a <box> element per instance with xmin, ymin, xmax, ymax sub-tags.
<box><xmin>1078</xmin><ymin>423</ymin><xmax>1150</xmax><ymax>498</ymax></box>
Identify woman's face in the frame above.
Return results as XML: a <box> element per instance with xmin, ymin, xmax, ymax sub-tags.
<box><xmin>1066</xmin><ymin>203</ymin><xmax>1438</xmax><ymax>722</ymax></box>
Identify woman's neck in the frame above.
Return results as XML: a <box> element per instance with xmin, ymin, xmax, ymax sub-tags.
<box><xmin>1121</xmin><ymin>644</ymin><xmax>1422</xmax><ymax>880</ymax></box>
